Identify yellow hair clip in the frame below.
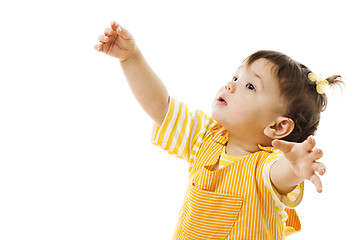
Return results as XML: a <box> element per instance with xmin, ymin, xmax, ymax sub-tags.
<box><xmin>308</xmin><ymin>72</ymin><xmax>329</xmax><ymax>94</ymax></box>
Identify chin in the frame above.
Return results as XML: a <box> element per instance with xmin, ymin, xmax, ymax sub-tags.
<box><xmin>211</xmin><ymin>111</ymin><xmax>221</xmax><ymax>123</ymax></box>
<box><xmin>211</xmin><ymin>112</ymin><xmax>229</xmax><ymax>128</ymax></box>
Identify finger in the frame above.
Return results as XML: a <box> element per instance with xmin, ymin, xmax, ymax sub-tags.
<box><xmin>310</xmin><ymin>174</ymin><xmax>323</xmax><ymax>193</ymax></box>
<box><xmin>116</xmin><ymin>24</ymin><xmax>131</xmax><ymax>39</ymax></box>
<box><xmin>111</xmin><ymin>21</ymin><xmax>119</xmax><ymax>31</ymax></box>
<box><xmin>272</xmin><ymin>139</ymin><xmax>295</xmax><ymax>154</ymax></box>
<box><xmin>98</xmin><ymin>35</ymin><xmax>109</xmax><ymax>43</ymax></box>
<box><xmin>312</xmin><ymin>162</ymin><xmax>326</xmax><ymax>176</ymax></box>
<box><xmin>304</xmin><ymin>135</ymin><xmax>316</xmax><ymax>151</ymax></box>
<box><xmin>104</xmin><ymin>27</ymin><xmax>113</xmax><ymax>36</ymax></box>
<box><xmin>94</xmin><ymin>44</ymin><xmax>103</xmax><ymax>52</ymax></box>
<box><xmin>310</xmin><ymin>148</ymin><xmax>324</xmax><ymax>161</ymax></box>
<box><xmin>110</xmin><ymin>21</ymin><xmax>124</xmax><ymax>36</ymax></box>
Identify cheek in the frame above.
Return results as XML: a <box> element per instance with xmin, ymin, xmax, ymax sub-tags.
<box><xmin>229</xmin><ymin>100</ymin><xmax>261</xmax><ymax>123</ymax></box>
<box><xmin>229</xmin><ymin>96</ymin><xmax>250</xmax><ymax>115</ymax></box>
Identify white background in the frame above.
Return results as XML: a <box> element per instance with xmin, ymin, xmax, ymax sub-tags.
<box><xmin>0</xmin><ymin>0</ymin><xmax>359</xmax><ymax>239</ymax></box>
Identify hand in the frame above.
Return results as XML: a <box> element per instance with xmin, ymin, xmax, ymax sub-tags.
<box><xmin>94</xmin><ymin>21</ymin><xmax>137</xmax><ymax>61</ymax></box>
<box><xmin>272</xmin><ymin>136</ymin><xmax>326</xmax><ymax>193</ymax></box>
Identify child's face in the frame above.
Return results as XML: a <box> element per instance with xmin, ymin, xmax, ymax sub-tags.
<box><xmin>212</xmin><ymin>58</ymin><xmax>286</xmax><ymax>142</ymax></box>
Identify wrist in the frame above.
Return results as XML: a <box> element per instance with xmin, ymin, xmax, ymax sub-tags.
<box><xmin>286</xmin><ymin>161</ymin><xmax>305</xmax><ymax>186</ymax></box>
<box><xmin>119</xmin><ymin>46</ymin><xmax>140</xmax><ymax>63</ymax></box>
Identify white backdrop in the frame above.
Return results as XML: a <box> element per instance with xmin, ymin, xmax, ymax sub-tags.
<box><xmin>1</xmin><ymin>0</ymin><xmax>359</xmax><ymax>239</ymax></box>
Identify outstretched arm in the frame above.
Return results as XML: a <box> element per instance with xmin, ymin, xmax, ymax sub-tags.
<box><xmin>270</xmin><ymin>136</ymin><xmax>326</xmax><ymax>195</ymax></box>
<box><xmin>95</xmin><ymin>21</ymin><xmax>169</xmax><ymax>126</ymax></box>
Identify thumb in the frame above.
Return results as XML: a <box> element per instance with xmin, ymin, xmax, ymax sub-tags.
<box><xmin>272</xmin><ymin>139</ymin><xmax>295</xmax><ymax>154</ymax></box>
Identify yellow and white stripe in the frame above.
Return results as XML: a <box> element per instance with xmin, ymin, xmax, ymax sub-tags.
<box><xmin>152</xmin><ymin>98</ymin><xmax>303</xmax><ymax>239</ymax></box>
<box><xmin>152</xmin><ymin>98</ymin><xmax>216</xmax><ymax>167</ymax></box>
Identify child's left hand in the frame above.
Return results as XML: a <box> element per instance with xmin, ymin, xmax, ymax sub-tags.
<box><xmin>272</xmin><ymin>136</ymin><xmax>326</xmax><ymax>193</ymax></box>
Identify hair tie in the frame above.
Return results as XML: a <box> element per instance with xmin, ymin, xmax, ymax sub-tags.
<box><xmin>308</xmin><ymin>72</ymin><xmax>329</xmax><ymax>94</ymax></box>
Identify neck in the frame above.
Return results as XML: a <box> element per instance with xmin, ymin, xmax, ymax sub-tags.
<box><xmin>225</xmin><ymin>134</ymin><xmax>261</xmax><ymax>157</ymax></box>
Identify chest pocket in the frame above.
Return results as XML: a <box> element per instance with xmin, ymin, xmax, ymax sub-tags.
<box><xmin>180</xmin><ymin>183</ymin><xmax>243</xmax><ymax>240</ymax></box>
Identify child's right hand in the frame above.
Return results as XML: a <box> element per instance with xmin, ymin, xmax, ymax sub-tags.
<box><xmin>94</xmin><ymin>21</ymin><xmax>137</xmax><ymax>61</ymax></box>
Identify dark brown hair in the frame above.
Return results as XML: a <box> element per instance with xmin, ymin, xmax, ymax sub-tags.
<box><xmin>244</xmin><ymin>50</ymin><xmax>343</xmax><ymax>143</ymax></box>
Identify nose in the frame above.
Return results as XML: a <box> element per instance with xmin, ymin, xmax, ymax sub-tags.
<box><xmin>225</xmin><ymin>82</ymin><xmax>236</xmax><ymax>93</ymax></box>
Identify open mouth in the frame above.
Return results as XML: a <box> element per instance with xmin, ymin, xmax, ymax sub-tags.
<box><xmin>217</xmin><ymin>97</ymin><xmax>227</xmax><ymax>105</ymax></box>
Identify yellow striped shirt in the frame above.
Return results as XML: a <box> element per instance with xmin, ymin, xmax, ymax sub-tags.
<box><xmin>152</xmin><ymin>98</ymin><xmax>303</xmax><ymax>239</ymax></box>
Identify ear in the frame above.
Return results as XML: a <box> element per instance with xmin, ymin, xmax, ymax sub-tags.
<box><xmin>264</xmin><ymin>117</ymin><xmax>295</xmax><ymax>139</ymax></box>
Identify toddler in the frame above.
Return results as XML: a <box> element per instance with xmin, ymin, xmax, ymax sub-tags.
<box><xmin>95</xmin><ymin>21</ymin><xmax>343</xmax><ymax>240</ymax></box>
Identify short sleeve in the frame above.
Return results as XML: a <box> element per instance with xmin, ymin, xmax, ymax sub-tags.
<box><xmin>152</xmin><ymin>97</ymin><xmax>216</xmax><ymax>163</ymax></box>
<box><xmin>261</xmin><ymin>149</ymin><xmax>304</xmax><ymax>209</ymax></box>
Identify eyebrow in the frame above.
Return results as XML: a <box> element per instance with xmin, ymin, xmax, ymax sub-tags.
<box><xmin>253</xmin><ymin>72</ymin><xmax>264</xmax><ymax>90</ymax></box>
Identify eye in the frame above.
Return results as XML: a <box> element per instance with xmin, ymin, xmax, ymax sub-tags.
<box><xmin>232</xmin><ymin>76</ymin><xmax>238</xmax><ymax>82</ymax></box>
<box><xmin>246</xmin><ymin>83</ymin><xmax>256</xmax><ymax>91</ymax></box>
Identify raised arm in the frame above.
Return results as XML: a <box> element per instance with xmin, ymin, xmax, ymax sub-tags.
<box><xmin>95</xmin><ymin>21</ymin><xmax>169</xmax><ymax>126</ymax></box>
<box><xmin>270</xmin><ymin>136</ymin><xmax>326</xmax><ymax>195</ymax></box>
